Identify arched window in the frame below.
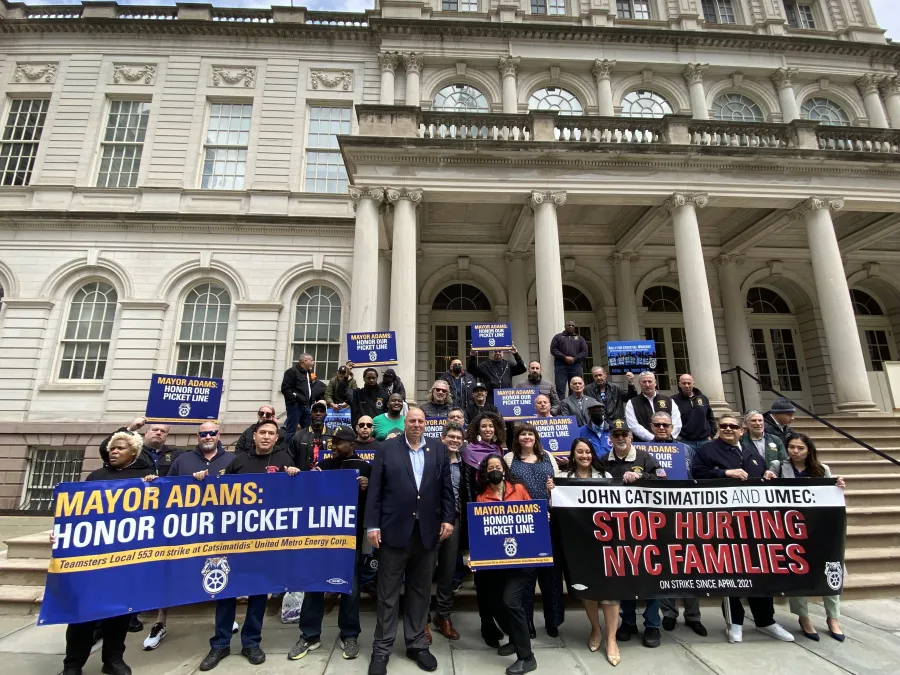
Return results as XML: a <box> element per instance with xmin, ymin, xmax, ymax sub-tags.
<box><xmin>746</xmin><ymin>287</ymin><xmax>791</xmax><ymax>314</ymax></box>
<box><xmin>642</xmin><ymin>286</ymin><xmax>682</xmax><ymax>312</ymax></box>
<box><xmin>801</xmin><ymin>98</ymin><xmax>851</xmax><ymax>127</ymax></box>
<box><xmin>432</xmin><ymin>284</ymin><xmax>491</xmax><ymax>311</ymax></box>
<box><xmin>528</xmin><ymin>87</ymin><xmax>583</xmax><ymax>115</ymax></box>
<box><xmin>433</xmin><ymin>84</ymin><xmax>489</xmax><ymax>112</ymax></box>
<box><xmin>563</xmin><ymin>285</ymin><xmax>593</xmax><ymax>312</ymax></box>
<box><xmin>712</xmin><ymin>93</ymin><xmax>764</xmax><ymax>122</ymax></box>
<box><xmin>176</xmin><ymin>283</ymin><xmax>230</xmax><ymax>378</ymax></box>
<box><xmin>621</xmin><ymin>90</ymin><xmax>674</xmax><ymax>118</ymax></box>
<box><xmin>850</xmin><ymin>289</ymin><xmax>884</xmax><ymax>316</ymax></box>
<box><xmin>58</xmin><ymin>281</ymin><xmax>118</xmax><ymax>380</ymax></box>
<box><xmin>293</xmin><ymin>285</ymin><xmax>342</xmax><ymax>379</ymax></box>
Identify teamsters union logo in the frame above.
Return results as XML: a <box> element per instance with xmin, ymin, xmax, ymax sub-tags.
<box><xmin>825</xmin><ymin>562</ymin><xmax>843</xmax><ymax>591</ymax></box>
<box><xmin>513</xmin><ymin>406</ymin><xmax>521</xmax><ymax>416</ymax></box>
<box><xmin>503</xmin><ymin>537</ymin><xmax>517</xmax><ymax>557</ymax></box>
<box><xmin>368</xmin><ymin>351</ymin><xmax>377</xmax><ymax>362</ymax></box>
<box><xmin>488</xmin><ymin>338</ymin><xmax>496</xmax><ymax>347</ymax></box>
<box><xmin>648</xmin><ymin>357</ymin><xmax>658</xmax><ymax>369</ymax></box>
<box><xmin>202</xmin><ymin>557</ymin><xmax>230</xmax><ymax>597</ymax></box>
<box><xmin>178</xmin><ymin>402</ymin><xmax>191</xmax><ymax>418</ymax></box>
<box><xmin>548</xmin><ymin>439</ymin><xmax>559</xmax><ymax>452</ymax></box>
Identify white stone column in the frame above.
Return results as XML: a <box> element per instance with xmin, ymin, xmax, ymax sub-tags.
<box><xmin>592</xmin><ymin>59</ymin><xmax>616</xmax><ymax>117</ymax></box>
<box><xmin>714</xmin><ymin>254</ymin><xmax>761</xmax><ymax>412</ymax></box>
<box><xmin>611</xmin><ymin>253</ymin><xmax>640</xmax><ymax>340</ymax></box>
<box><xmin>857</xmin><ymin>73</ymin><xmax>889</xmax><ymax>128</ymax></box>
<box><xmin>377</xmin><ymin>250</ymin><xmax>392</xmax><ymax>331</ymax></box>
<box><xmin>683</xmin><ymin>64</ymin><xmax>710</xmax><ymax>120</ymax></box>
<box><xmin>771</xmin><ymin>68</ymin><xmax>800</xmax><ymax>122</ymax></box>
<box><xmin>528</xmin><ymin>191</ymin><xmax>566</xmax><ymax>372</ymax></box>
<box><xmin>801</xmin><ymin>197</ymin><xmax>878</xmax><ymax>412</ymax></box>
<box><xmin>348</xmin><ymin>187</ymin><xmax>384</xmax><ymax>333</ymax></box>
<box><xmin>505</xmin><ymin>251</ymin><xmax>531</xmax><ymax>361</ymax></box>
<box><xmin>879</xmin><ymin>76</ymin><xmax>900</xmax><ymax>130</ymax></box>
<box><xmin>387</xmin><ymin>187</ymin><xmax>422</xmax><ymax>394</ymax></box>
<box><xmin>402</xmin><ymin>52</ymin><xmax>424</xmax><ymax>107</ymax></box>
<box><xmin>667</xmin><ymin>192</ymin><xmax>728</xmax><ymax>409</ymax></box>
<box><xmin>499</xmin><ymin>55</ymin><xmax>520</xmax><ymax>114</ymax></box>
<box><xmin>378</xmin><ymin>51</ymin><xmax>398</xmax><ymax>105</ymax></box>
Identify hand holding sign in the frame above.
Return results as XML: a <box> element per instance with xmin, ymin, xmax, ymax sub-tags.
<box><xmin>471</xmin><ymin>323</ymin><xmax>513</xmax><ymax>351</ymax></box>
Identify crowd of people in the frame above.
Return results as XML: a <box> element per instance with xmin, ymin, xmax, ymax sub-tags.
<box><xmin>60</xmin><ymin>325</ymin><xmax>846</xmax><ymax>675</ymax></box>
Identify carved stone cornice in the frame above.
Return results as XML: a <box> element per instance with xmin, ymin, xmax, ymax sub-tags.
<box><xmin>664</xmin><ymin>192</ymin><xmax>708</xmax><ymax>212</ymax></box>
<box><xmin>712</xmin><ymin>253</ymin><xmax>745</xmax><ymax>267</ymax></box>
<box><xmin>504</xmin><ymin>251</ymin><xmax>533</xmax><ymax>263</ymax></box>
<box><xmin>682</xmin><ymin>63</ymin><xmax>709</xmax><ymax>85</ymax></box>
<box><xmin>610</xmin><ymin>252</ymin><xmax>639</xmax><ymax>264</ymax></box>
<box><xmin>14</xmin><ymin>62</ymin><xmax>57</xmax><ymax>83</ymax></box>
<box><xmin>112</xmin><ymin>64</ymin><xmax>156</xmax><ymax>84</ymax></box>
<box><xmin>797</xmin><ymin>196</ymin><xmax>844</xmax><ymax>214</ymax></box>
<box><xmin>310</xmin><ymin>69</ymin><xmax>353</xmax><ymax>91</ymax></box>
<box><xmin>378</xmin><ymin>51</ymin><xmax>399</xmax><ymax>73</ymax></box>
<box><xmin>856</xmin><ymin>73</ymin><xmax>882</xmax><ymax>97</ymax></box>
<box><xmin>385</xmin><ymin>187</ymin><xmax>423</xmax><ymax>204</ymax></box>
<box><xmin>770</xmin><ymin>67</ymin><xmax>799</xmax><ymax>91</ymax></box>
<box><xmin>527</xmin><ymin>190</ymin><xmax>566</xmax><ymax>209</ymax></box>
<box><xmin>212</xmin><ymin>66</ymin><xmax>255</xmax><ymax>87</ymax></box>
<box><xmin>499</xmin><ymin>55</ymin><xmax>520</xmax><ymax>78</ymax></box>
<box><xmin>591</xmin><ymin>59</ymin><xmax>616</xmax><ymax>82</ymax></box>
<box><xmin>879</xmin><ymin>74</ymin><xmax>900</xmax><ymax>98</ymax></box>
<box><xmin>401</xmin><ymin>52</ymin><xmax>425</xmax><ymax>74</ymax></box>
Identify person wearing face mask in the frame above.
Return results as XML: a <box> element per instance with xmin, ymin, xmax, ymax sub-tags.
<box><xmin>373</xmin><ymin>393</ymin><xmax>406</xmax><ymax>441</ymax></box>
<box><xmin>559</xmin><ymin>377</ymin><xmax>601</xmax><ymax>427</ymax></box>
<box><xmin>472</xmin><ymin>454</ymin><xmax>535</xmax><ymax>675</ymax></box>
<box><xmin>577</xmin><ymin>402</ymin><xmax>610</xmax><ymax>457</ymax></box>
<box><xmin>525</xmin><ymin>361</ymin><xmax>560</xmax><ymax>414</ymax></box>
<box><xmin>467</xmin><ymin>346</ymin><xmax>527</xmax><ymax>399</ymax></box>
<box><xmin>465</xmin><ymin>382</ymin><xmax>500</xmax><ymax>424</ymax></box>
<box><xmin>440</xmin><ymin>358</ymin><xmax>477</xmax><ymax>410</ymax></box>
<box><xmin>349</xmin><ymin>368</ymin><xmax>390</xmax><ymax>426</ymax></box>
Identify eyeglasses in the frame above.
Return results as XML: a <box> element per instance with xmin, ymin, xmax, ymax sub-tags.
<box><xmin>611</xmin><ymin>432</ymin><xmax>630</xmax><ymax>438</ymax></box>
<box><xmin>652</xmin><ymin>422</ymin><xmax>672</xmax><ymax>428</ymax></box>
<box><xmin>198</xmin><ymin>430</ymin><xmax>218</xmax><ymax>438</ymax></box>
<box><xmin>719</xmin><ymin>424</ymin><xmax>741</xmax><ymax>431</ymax></box>
<box><xmin>258</xmin><ymin>411</ymin><xmax>275</xmax><ymax>418</ymax></box>
<box><xmin>433</xmin><ymin>388</ymin><xmax>449</xmax><ymax>393</ymax></box>
<box><xmin>357</xmin><ymin>423</ymin><xmax>374</xmax><ymax>428</ymax></box>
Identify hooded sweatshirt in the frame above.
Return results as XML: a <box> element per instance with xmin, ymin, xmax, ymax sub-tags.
<box><xmin>86</xmin><ymin>454</ymin><xmax>154</xmax><ymax>482</ymax></box>
<box><xmin>168</xmin><ymin>443</ymin><xmax>234</xmax><ymax>477</ymax></box>
<box><xmin>226</xmin><ymin>447</ymin><xmax>295</xmax><ymax>474</ymax></box>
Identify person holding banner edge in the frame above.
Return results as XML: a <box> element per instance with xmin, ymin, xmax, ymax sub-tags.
<box><xmin>467</xmin><ymin>346</ymin><xmax>527</xmax><ymax>399</ymax></box>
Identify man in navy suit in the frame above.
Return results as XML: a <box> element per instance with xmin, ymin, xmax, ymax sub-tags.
<box><xmin>365</xmin><ymin>406</ymin><xmax>455</xmax><ymax>675</ymax></box>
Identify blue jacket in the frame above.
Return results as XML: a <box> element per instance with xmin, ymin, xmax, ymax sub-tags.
<box><xmin>167</xmin><ymin>444</ymin><xmax>234</xmax><ymax>477</ymax></box>
<box><xmin>692</xmin><ymin>438</ymin><xmax>765</xmax><ymax>480</ymax></box>
<box><xmin>578</xmin><ymin>424</ymin><xmax>610</xmax><ymax>457</ymax></box>
<box><xmin>364</xmin><ymin>434</ymin><xmax>455</xmax><ymax>549</ymax></box>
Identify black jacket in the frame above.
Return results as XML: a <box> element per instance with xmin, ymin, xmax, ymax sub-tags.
<box><xmin>352</xmin><ymin>438</ymin><xmax>380</xmax><ymax>462</ymax></box>
<box><xmin>692</xmin><ymin>438</ymin><xmax>766</xmax><ymax>479</ymax></box>
<box><xmin>584</xmin><ymin>381</ymin><xmax>636</xmax><ymax>421</ymax></box>
<box><xmin>550</xmin><ymin>331</ymin><xmax>589</xmax><ymax>363</ymax></box>
<box><xmin>464</xmin><ymin>401</ymin><xmax>500</xmax><ymax>424</ymax></box>
<box><xmin>317</xmin><ymin>452</ymin><xmax>372</xmax><ymax>542</ymax></box>
<box><xmin>763</xmin><ymin>413</ymin><xmax>795</xmax><ymax>446</ymax></box>
<box><xmin>597</xmin><ymin>448</ymin><xmax>661</xmax><ymax>481</ymax></box>
<box><xmin>99</xmin><ymin>428</ymin><xmax>184</xmax><ymax>477</ymax></box>
<box><xmin>672</xmin><ymin>388</ymin><xmax>716</xmax><ymax>442</ymax></box>
<box><xmin>440</xmin><ymin>370</ymin><xmax>477</xmax><ymax>409</ymax></box>
<box><xmin>349</xmin><ymin>385</ymin><xmax>390</xmax><ymax>425</ymax></box>
<box><xmin>420</xmin><ymin>401</ymin><xmax>451</xmax><ymax>418</ymax></box>
<box><xmin>226</xmin><ymin>448</ymin><xmax>296</xmax><ymax>475</ymax></box>
<box><xmin>466</xmin><ymin>353</ymin><xmax>527</xmax><ymax>397</ymax></box>
<box><xmin>86</xmin><ymin>454</ymin><xmax>154</xmax><ymax>482</ymax></box>
<box><xmin>280</xmin><ymin>365</ymin><xmax>326</xmax><ymax>408</ymax></box>
<box><xmin>168</xmin><ymin>444</ymin><xmax>234</xmax><ymax>477</ymax></box>
<box><xmin>235</xmin><ymin>424</ymin><xmax>287</xmax><ymax>454</ymax></box>
<box><xmin>289</xmin><ymin>425</ymin><xmax>333</xmax><ymax>471</ymax></box>
<box><xmin>381</xmin><ymin>370</ymin><xmax>407</xmax><ymax>401</ymax></box>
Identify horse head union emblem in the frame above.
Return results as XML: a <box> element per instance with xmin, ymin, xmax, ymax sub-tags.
<box><xmin>368</xmin><ymin>351</ymin><xmax>378</xmax><ymax>362</ymax></box>
<box><xmin>503</xmin><ymin>537</ymin><xmax>518</xmax><ymax>557</ymax></box>
<box><xmin>178</xmin><ymin>402</ymin><xmax>191</xmax><ymax>418</ymax></box>
<box><xmin>825</xmin><ymin>562</ymin><xmax>843</xmax><ymax>591</ymax></box>
<box><xmin>201</xmin><ymin>557</ymin><xmax>230</xmax><ymax>597</ymax></box>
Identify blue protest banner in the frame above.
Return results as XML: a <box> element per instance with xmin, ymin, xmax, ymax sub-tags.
<box><xmin>467</xmin><ymin>500</ymin><xmax>553</xmax><ymax>570</ymax></box>
<box><xmin>347</xmin><ymin>331</ymin><xmax>398</xmax><ymax>367</ymax></box>
<box><xmin>517</xmin><ymin>416</ymin><xmax>579</xmax><ymax>458</ymax></box>
<box><xmin>145</xmin><ymin>373</ymin><xmax>224</xmax><ymax>424</ymax></box>
<box><xmin>471</xmin><ymin>323</ymin><xmax>513</xmax><ymax>351</ymax></box>
<box><xmin>39</xmin><ymin>471</ymin><xmax>359</xmax><ymax>625</ymax></box>
<box><xmin>423</xmin><ymin>418</ymin><xmax>446</xmax><ymax>440</ymax></box>
<box><xmin>633</xmin><ymin>441</ymin><xmax>689</xmax><ymax>480</ymax></box>
<box><xmin>606</xmin><ymin>341</ymin><xmax>657</xmax><ymax>375</ymax></box>
<box><xmin>493</xmin><ymin>387</ymin><xmax>539</xmax><ymax>420</ymax></box>
<box><xmin>325</xmin><ymin>408</ymin><xmax>352</xmax><ymax>427</ymax></box>
<box><xmin>353</xmin><ymin>446</ymin><xmax>379</xmax><ymax>464</ymax></box>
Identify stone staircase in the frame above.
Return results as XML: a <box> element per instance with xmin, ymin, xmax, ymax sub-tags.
<box><xmin>0</xmin><ymin>415</ymin><xmax>897</xmax><ymax>614</ymax></box>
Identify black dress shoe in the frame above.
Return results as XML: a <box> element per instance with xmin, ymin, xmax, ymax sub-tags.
<box><xmin>241</xmin><ymin>646</ymin><xmax>266</xmax><ymax>665</ymax></box>
<box><xmin>127</xmin><ymin>616</ymin><xmax>143</xmax><ymax>633</ymax></box>
<box><xmin>199</xmin><ymin>647</ymin><xmax>230</xmax><ymax>671</ymax></box>
<box><xmin>506</xmin><ymin>656</ymin><xmax>537</xmax><ymax>675</ymax></box>
<box><xmin>662</xmin><ymin>616</ymin><xmax>677</xmax><ymax>631</ymax></box>
<box><xmin>546</xmin><ymin>626</ymin><xmax>559</xmax><ymax>638</ymax></box>
<box><xmin>686</xmin><ymin>620</ymin><xmax>708</xmax><ymax>637</ymax></box>
<box><xmin>498</xmin><ymin>642</ymin><xmax>517</xmax><ymax>656</ymax></box>
<box><xmin>406</xmin><ymin>648</ymin><xmax>437</xmax><ymax>672</ymax></box>
<box><xmin>616</xmin><ymin>624</ymin><xmax>638</xmax><ymax>642</ymax></box>
<box><xmin>101</xmin><ymin>661</ymin><xmax>131</xmax><ymax>675</ymax></box>
<box><xmin>368</xmin><ymin>655</ymin><xmax>389</xmax><ymax>675</ymax></box>
<box><xmin>60</xmin><ymin>669</ymin><xmax>83</xmax><ymax>675</ymax></box>
<box><xmin>643</xmin><ymin>627</ymin><xmax>661</xmax><ymax>648</ymax></box>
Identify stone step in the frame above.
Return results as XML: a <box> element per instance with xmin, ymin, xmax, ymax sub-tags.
<box><xmin>843</xmin><ymin>488</ymin><xmax>900</xmax><ymax>508</ymax></box>
<box><xmin>4</xmin><ymin>531</ymin><xmax>50</xmax><ymax>560</ymax></box>
<box><xmin>847</xmin><ymin>505</ymin><xmax>900</xmax><ymax>527</ymax></box>
<box><xmin>0</xmin><ymin>555</ymin><xmax>48</xmax><ymax>587</ymax></box>
<box><xmin>816</xmin><ymin>446</ymin><xmax>900</xmax><ymax>458</ymax></box>
<box><xmin>823</xmin><ymin>459</ymin><xmax>900</xmax><ymax>475</ymax></box>
<box><xmin>840</xmin><ymin>474</ymin><xmax>900</xmax><ymax>489</ymax></box>
<box><xmin>839</xmin><ymin>571</ymin><xmax>900</xmax><ymax>600</ymax></box>
<box><xmin>846</xmin><ymin>524</ymin><xmax>900</xmax><ymax>549</ymax></box>
<box><xmin>0</xmin><ymin>585</ymin><xmax>42</xmax><ymax>616</ymax></box>
<box><xmin>845</xmin><ymin>547</ymin><xmax>900</xmax><ymax>576</ymax></box>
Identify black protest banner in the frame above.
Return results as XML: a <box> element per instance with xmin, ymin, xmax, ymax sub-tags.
<box><xmin>551</xmin><ymin>478</ymin><xmax>845</xmax><ymax>600</ymax></box>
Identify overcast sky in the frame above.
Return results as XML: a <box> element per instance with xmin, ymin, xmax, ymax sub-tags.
<box><xmin>18</xmin><ymin>0</ymin><xmax>900</xmax><ymax>40</ymax></box>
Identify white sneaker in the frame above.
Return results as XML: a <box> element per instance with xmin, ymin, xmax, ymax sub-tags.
<box><xmin>232</xmin><ymin>621</ymin><xmax>240</xmax><ymax>634</ymax></box>
<box><xmin>142</xmin><ymin>622</ymin><xmax>167</xmax><ymax>650</ymax></box>
<box><xmin>758</xmin><ymin>623</ymin><xmax>794</xmax><ymax>642</ymax></box>
<box><xmin>728</xmin><ymin>624</ymin><xmax>743</xmax><ymax>643</ymax></box>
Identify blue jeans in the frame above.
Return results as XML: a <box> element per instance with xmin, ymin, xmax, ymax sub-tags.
<box><xmin>299</xmin><ymin>569</ymin><xmax>361</xmax><ymax>641</ymax></box>
<box><xmin>679</xmin><ymin>439</ymin><xmax>709</xmax><ymax>479</ymax></box>
<box><xmin>620</xmin><ymin>599</ymin><xmax>661</xmax><ymax>630</ymax></box>
<box><xmin>553</xmin><ymin>361</ymin><xmax>582</xmax><ymax>400</ymax></box>
<box><xmin>211</xmin><ymin>594</ymin><xmax>267</xmax><ymax>649</ymax></box>
<box><xmin>284</xmin><ymin>405</ymin><xmax>311</xmax><ymax>442</ymax></box>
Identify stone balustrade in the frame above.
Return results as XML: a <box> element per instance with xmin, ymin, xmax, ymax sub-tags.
<box><xmin>688</xmin><ymin>120</ymin><xmax>791</xmax><ymax>148</ymax></box>
<box><xmin>815</xmin><ymin>126</ymin><xmax>900</xmax><ymax>153</ymax></box>
<box><xmin>419</xmin><ymin>112</ymin><xmax>531</xmax><ymax>141</ymax></box>
<box><xmin>554</xmin><ymin>115</ymin><xmax>667</xmax><ymax>144</ymax></box>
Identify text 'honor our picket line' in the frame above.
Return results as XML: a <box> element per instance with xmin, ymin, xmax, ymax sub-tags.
<box><xmin>156</xmin><ymin>376</ymin><xmax>219</xmax><ymax>403</ymax></box>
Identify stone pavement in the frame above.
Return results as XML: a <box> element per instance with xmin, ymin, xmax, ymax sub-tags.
<box><xmin>1</xmin><ymin>598</ymin><xmax>899</xmax><ymax>675</ymax></box>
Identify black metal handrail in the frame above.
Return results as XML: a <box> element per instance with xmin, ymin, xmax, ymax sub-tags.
<box><xmin>723</xmin><ymin>365</ymin><xmax>900</xmax><ymax>467</ymax></box>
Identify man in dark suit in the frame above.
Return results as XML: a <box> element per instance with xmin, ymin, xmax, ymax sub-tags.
<box><xmin>365</xmin><ymin>407</ymin><xmax>455</xmax><ymax>675</ymax></box>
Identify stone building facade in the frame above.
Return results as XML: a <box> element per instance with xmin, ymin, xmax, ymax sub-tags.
<box><xmin>0</xmin><ymin>0</ymin><xmax>899</xmax><ymax>508</ymax></box>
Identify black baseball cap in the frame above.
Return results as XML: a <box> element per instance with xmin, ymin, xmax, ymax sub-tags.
<box><xmin>311</xmin><ymin>401</ymin><xmax>327</xmax><ymax>412</ymax></box>
<box><xmin>331</xmin><ymin>426</ymin><xmax>356</xmax><ymax>442</ymax></box>
<box><xmin>473</xmin><ymin>381</ymin><xmax>487</xmax><ymax>391</ymax></box>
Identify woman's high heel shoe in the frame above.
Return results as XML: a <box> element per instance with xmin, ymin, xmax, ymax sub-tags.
<box><xmin>605</xmin><ymin>639</ymin><xmax>620</xmax><ymax>667</ymax></box>
<box><xmin>588</xmin><ymin>633</ymin><xmax>602</xmax><ymax>652</ymax></box>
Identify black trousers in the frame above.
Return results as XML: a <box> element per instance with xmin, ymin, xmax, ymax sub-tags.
<box><xmin>64</xmin><ymin>614</ymin><xmax>130</xmax><ymax>669</ymax></box>
<box><xmin>523</xmin><ymin>564</ymin><xmax>565</xmax><ymax>631</ymax></box>
<box><xmin>725</xmin><ymin>596</ymin><xmax>775</xmax><ymax>628</ymax></box>
<box><xmin>475</xmin><ymin>569</ymin><xmax>534</xmax><ymax>660</ymax></box>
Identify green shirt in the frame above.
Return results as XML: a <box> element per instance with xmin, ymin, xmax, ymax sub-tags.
<box><xmin>373</xmin><ymin>413</ymin><xmax>405</xmax><ymax>441</ymax></box>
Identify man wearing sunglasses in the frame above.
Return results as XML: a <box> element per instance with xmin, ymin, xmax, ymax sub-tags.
<box><xmin>420</xmin><ymin>381</ymin><xmax>452</xmax><ymax>419</ymax></box>
<box><xmin>692</xmin><ymin>415</ymin><xmax>794</xmax><ymax>645</ymax></box>
<box><xmin>235</xmin><ymin>405</ymin><xmax>286</xmax><ymax>454</ymax></box>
